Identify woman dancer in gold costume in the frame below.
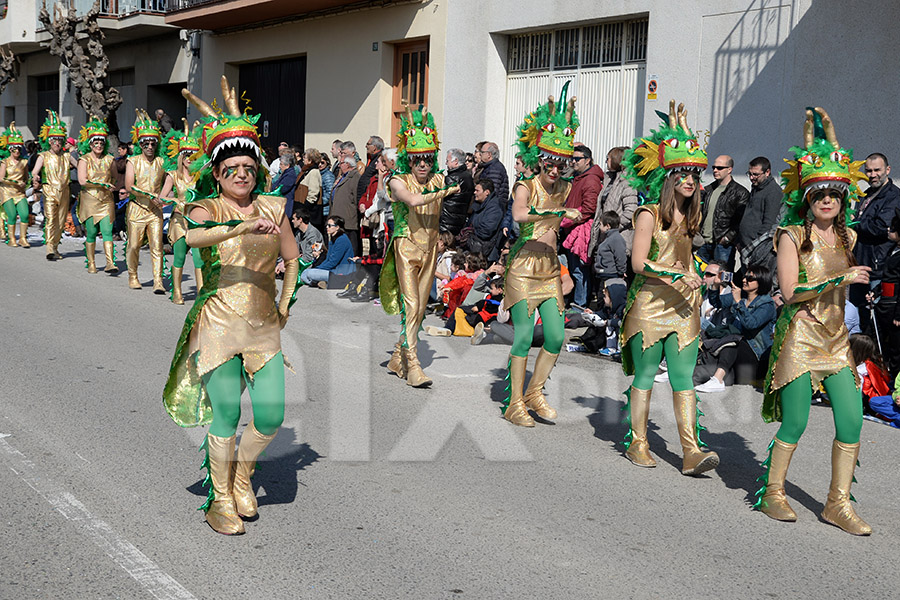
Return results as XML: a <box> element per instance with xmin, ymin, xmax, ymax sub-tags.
<box><xmin>76</xmin><ymin>117</ymin><xmax>118</xmax><ymax>273</ymax></box>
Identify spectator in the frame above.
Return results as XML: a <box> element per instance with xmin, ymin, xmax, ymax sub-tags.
<box><xmin>561</xmin><ymin>144</ymin><xmax>602</xmax><ymax>306</ymax></box>
<box><xmin>695</xmin><ymin>263</ymin><xmax>777</xmax><ymax>392</ymax></box>
<box><xmin>291</xmin><ymin>206</ymin><xmax>323</xmax><ymax>264</ymax></box>
<box><xmin>477</xmin><ymin>142</ymin><xmax>510</xmax><ymax>211</ymax></box>
<box><xmin>849</xmin><ymin>333</ymin><xmax>899</xmax><ymax>428</ymax></box>
<box><xmin>872</xmin><ymin>214</ymin><xmax>900</xmax><ymax>378</ymax></box>
<box><xmin>330</xmin><ymin>139</ymin><xmax>343</xmax><ymax>179</ymax></box>
<box><xmin>267</xmin><ymin>141</ymin><xmax>289</xmax><ymax>174</ymax></box>
<box><xmin>319</xmin><ymin>153</ymin><xmax>335</xmax><ymax>219</ymax></box>
<box><xmin>112</xmin><ymin>141</ymin><xmax>129</xmax><ymax>237</ymax></box>
<box><xmin>340</xmin><ymin>141</ymin><xmax>363</xmax><ymax>175</ymax></box>
<box><xmin>433</xmin><ymin>230</ymin><xmax>458</xmax><ymax>299</ymax></box>
<box><xmin>499</xmin><ymin>155</ymin><xmax>534</xmax><ymax>248</ymax></box>
<box><xmin>155</xmin><ymin>109</ymin><xmax>174</xmax><ymax>135</ymax></box>
<box><xmin>466</xmin><ymin>178</ymin><xmax>503</xmax><ymax>257</ymax></box>
<box><xmin>329</xmin><ymin>155</ymin><xmax>361</xmax><ymax>255</ymax></box>
<box><xmin>356</xmin><ymin>136</ymin><xmax>383</xmax><ymax>202</ymax></box>
<box><xmin>590</xmin><ymin>146</ymin><xmax>638</xmax><ymax>257</ymax></box>
<box><xmin>738</xmin><ymin>156</ymin><xmax>782</xmax><ymax>272</ymax></box>
<box><xmin>698</xmin><ymin>154</ymin><xmax>749</xmax><ymax>267</ymax></box>
<box><xmin>465</xmin><ymin>152</ymin><xmax>477</xmax><ymax>177</ymax></box>
<box><xmin>272</xmin><ymin>153</ymin><xmax>299</xmax><ymax>216</ymax></box>
<box><xmin>473</xmin><ymin>141</ymin><xmax>488</xmax><ymax>181</ymax></box>
<box><xmin>297</xmin><ymin>148</ymin><xmax>323</xmax><ymax>229</ymax></box>
<box><xmin>428</xmin><ymin>276</ymin><xmax>505</xmax><ymax>337</ymax></box>
<box><xmin>592</xmin><ymin>211</ymin><xmax>627</xmax><ymax>284</ymax></box>
<box><xmin>300</xmin><ymin>215</ymin><xmax>356</xmax><ymax>287</ymax></box>
<box><xmin>699</xmin><ymin>260</ymin><xmax>724</xmax><ymax>330</ymax></box>
<box><xmin>441</xmin><ymin>147</ymin><xmax>474</xmax><ymax>235</ymax></box>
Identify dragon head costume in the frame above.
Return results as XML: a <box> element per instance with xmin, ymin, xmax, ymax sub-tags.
<box><xmin>395</xmin><ymin>103</ymin><xmax>440</xmax><ymax>175</ymax></box>
<box><xmin>0</xmin><ymin>121</ymin><xmax>25</xmax><ymax>159</ymax></box>
<box><xmin>624</xmin><ymin>100</ymin><xmax>707</xmax><ymax>203</ymax></box>
<box><xmin>516</xmin><ymin>80</ymin><xmax>579</xmax><ymax>170</ymax></box>
<box><xmin>162</xmin><ymin>118</ymin><xmax>202</xmax><ymax>174</ymax></box>
<box><xmin>131</xmin><ymin>109</ymin><xmax>162</xmax><ymax>157</ymax></box>
<box><xmin>780</xmin><ymin>107</ymin><xmax>865</xmax><ymax>227</ymax></box>
<box><xmin>38</xmin><ymin>109</ymin><xmax>68</xmax><ymax>151</ymax></box>
<box><xmin>182</xmin><ymin>75</ymin><xmax>265</xmax><ymax>198</ymax></box>
<box><xmin>78</xmin><ymin>116</ymin><xmax>110</xmax><ymax>155</ymax></box>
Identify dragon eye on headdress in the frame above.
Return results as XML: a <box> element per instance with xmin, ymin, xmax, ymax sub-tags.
<box><xmin>830</xmin><ymin>150</ymin><xmax>849</xmax><ymax>165</ymax></box>
<box><xmin>798</xmin><ymin>153</ymin><xmax>822</xmax><ymax>168</ymax></box>
<box><xmin>562</xmin><ymin>127</ymin><xmax>573</xmax><ymax>137</ymax></box>
<box><xmin>422</xmin><ymin>126</ymin><xmax>432</xmax><ymax>135</ymax></box>
<box><xmin>543</xmin><ymin>123</ymin><xmax>556</xmax><ymax>133</ymax></box>
<box><xmin>685</xmin><ymin>139</ymin><xmax>699</xmax><ymax>152</ymax></box>
<box><xmin>405</xmin><ymin>128</ymin><xmax>416</xmax><ymax>137</ymax></box>
<box><xmin>664</xmin><ymin>138</ymin><xmax>679</xmax><ymax>149</ymax></box>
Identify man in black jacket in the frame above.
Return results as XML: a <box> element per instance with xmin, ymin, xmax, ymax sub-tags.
<box><xmin>738</xmin><ymin>156</ymin><xmax>782</xmax><ymax>272</ymax></box>
<box><xmin>356</xmin><ymin>136</ymin><xmax>383</xmax><ymax>202</ymax></box>
<box><xmin>466</xmin><ymin>178</ymin><xmax>503</xmax><ymax>257</ymax></box>
<box><xmin>699</xmin><ymin>155</ymin><xmax>749</xmax><ymax>268</ymax></box>
<box><xmin>477</xmin><ymin>142</ymin><xmax>510</xmax><ymax>211</ymax></box>
<box><xmin>441</xmin><ymin>148</ymin><xmax>474</xmax><ymax>235</ymax></box>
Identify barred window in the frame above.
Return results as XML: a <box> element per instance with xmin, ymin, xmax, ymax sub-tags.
<box><xmin>507</xmin><ymin>17</ymin><xmax>648</xmax><ymax>73</ymax></box>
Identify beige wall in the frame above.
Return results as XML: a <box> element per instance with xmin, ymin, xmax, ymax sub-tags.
<box><xmin>194</xmin><ymin>1</ymin><xmax>447</xmax><ymax>155</ymax></box>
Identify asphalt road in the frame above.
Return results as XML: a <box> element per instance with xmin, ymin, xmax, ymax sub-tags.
<box><xmin>0</xmin><ymin>230</ymin><xmax>896</xmax><ymax>600</ymax></box>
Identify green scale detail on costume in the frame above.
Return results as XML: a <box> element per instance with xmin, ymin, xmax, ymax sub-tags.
<box><xmin>501</xmin><ymin>356</ymin><xmax>512</xmax><ymax>414</ymax></box>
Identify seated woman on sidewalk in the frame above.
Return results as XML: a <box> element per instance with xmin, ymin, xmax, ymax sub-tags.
<box><xmin>849</xmin><ymin>333</ymin><xmax>900</xmax><ymax>428</ymax></box>
<box><xmin>695</xmin><ymin>263</ymin><xmax>777</xmax><ymax>392</ymax></box>
<box><xmin>300</xmin><ymin>215</ymin><xmax>356</xmax><ymax>287</ymax></box>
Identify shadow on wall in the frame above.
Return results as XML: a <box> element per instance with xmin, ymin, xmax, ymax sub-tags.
<box><xmin>702</xmin><ymin>0</ymin><xmax>900</xmax><ymax>171</ymax></box>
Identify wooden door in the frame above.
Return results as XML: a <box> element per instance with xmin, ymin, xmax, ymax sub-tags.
<box><xmin>392</xmin><ymin>40</ymin><xmax>429</xmax><ymax>140</ymax></box>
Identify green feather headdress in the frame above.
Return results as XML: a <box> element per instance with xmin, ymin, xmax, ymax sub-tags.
<box><xmin>623</xmin><ymin>100</ymin><xmax>707</xmax><ymax>204</ymax></box>
<box><xmin>38</xmin><ymin>109</ymin><xmax>68</xmax><ymax>151</ymax></box>
<box><xmin>0</xmin><ymin>121</ymin><xmax>25</xmax><ymax>159</ymax></box>
<box><xmin>779</xmin><ymin>107</ymin><xmax>866</xmax><ymax>227</ymax></box>
<box><xmin>515</xmin><ymin>81</ymin><xmax>579</xmax><ymax>170</ymax></box>
<box><xmin>78</xmin><ymin>116</ymin><xmax>110</xmax><ymax>155</ymax></box>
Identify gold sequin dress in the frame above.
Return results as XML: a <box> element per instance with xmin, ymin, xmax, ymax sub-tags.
<box><xmin>76</xmin><ymin>154</ymin><xmax>115</xmax><ymax>225</ymax></box>
<box><xmin>167</xmin><ymin>170</ymin><xmax>193</xmax><ymax>244</ymax></box>
<box><xmin>503</xmin><ymin>177</ymin><xmax>572</xmax><ymax>315</ymax></box>
<box><xmin>621</xmin><ymin>204</ymin><xmax>701</xmax><ymax>352</ymax></box>
<box><xmin>0</xmin><ymin>156</ymin><xmax>28</xmax><ymax>205</ymax></box>
<box><xmin>39</xmin><ymin>151</ymin><xmax>71</xmax><ymax>254</ymax></box>
<box><xmin>769</xmin><ymin>225</ymin><xmax>859</xmax><ymax>393</ymax></box>
<box><xmin>186</xmin><ymin>194</ymin><xmax>287</xmax><ymax>378</ymax></box>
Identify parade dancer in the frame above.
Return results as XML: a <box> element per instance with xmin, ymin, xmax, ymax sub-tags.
<box><xmin>31</xmin><ymin>110</ymin><xmax>74</xmax><ymax>260</ymax></box>
<box><xmin>755</xmin><ymin>108</ymin><xmax>872</xmax><ymax>535</ymax></box>
<box><xmin>379</xmin><ymin>104</ymin><xmax>459</xmax><ymax>387</ymax></box>
<box><xmin>124</xmin><ymin>110</ymin><xmax>166</xmax><ymax>292</ymax></box>
<box><xmin>500</xmin><ymin>83</ymin><xmax>583</xmax><ymax>427</ymax></box>
<box><xmin>163</xmin><ymin>77</ymin><xmax>302</xmax><ymax>535</ymax></box>
<box><xmin>0</xmin><ymin>123</ymin><xmax>30</xmax><ymax>247</ymax></box>
<box><xmin>160</xmin><ymin>120</ymin><xmax>203</xmax><ymax>304</ymax></box>
<box><xmin>619</xmin><ymin>100</ymin><xmax>719</xmax><ymax>475</ymax></box>
<box><xmin>76</xmin><ymin>117</ymin><xmax>117</xmax><ymax>273</ymax></box>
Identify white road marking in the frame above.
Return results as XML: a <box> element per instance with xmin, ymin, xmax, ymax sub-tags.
<box><xmin>0</xmin><ymin>434</ymin><xmax>196</xmax><ymax>600</ymax></box>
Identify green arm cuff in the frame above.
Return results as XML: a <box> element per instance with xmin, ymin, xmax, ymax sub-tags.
<box><xmin>642</xmin><ymin>260</ymin><xmax>687</xmax><ymax>282</ymax></box>
<box><xmin>789</xmin><ymin>270</ymin><xmax>854</xmax><ymax>303</ymax></box>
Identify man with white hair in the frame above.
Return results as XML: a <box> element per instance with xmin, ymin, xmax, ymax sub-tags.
<box><xmin>329</xmin><ymin>154</ymin><xmax>361</xmax><ymax>253</ymax></box>
<box><xmin>477</xmin><ymin>141</ymin><xmax>510</xmax><ymax>210</ymax></box>
<box><xmin>440</xmin><ymin>147</ymin><xmax>474</xmax><ymax>235</ymax></box>
<box><xmin>357</xmin><ymin>135</ymin><xmax>384</xmax><ymax>202</ymax></box>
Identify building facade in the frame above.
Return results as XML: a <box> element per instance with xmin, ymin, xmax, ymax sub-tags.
<box><xmin>1</xmin><ymin>0</ymin><xmax>897</xmax><ymax>179</ymax></box>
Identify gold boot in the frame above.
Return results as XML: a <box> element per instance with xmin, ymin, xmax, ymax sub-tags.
<box><xmin>821</xmin><ymin>440</ymin><xmax>872</xmax><ymax>535</ymax></box>
<box><xmin>153</xmin><ymin>275</ymin><xmax>166</xmax><ymax>295</ymax></box>
<box><xmin>387</xmin><ymin>343</ymin><xmax>407</xmax><ymax>379</ymax></box>
<box><xmin>672</xmin><ymin>390</ymin><xmax>719</xmax><ymax>475</ymax></box>
<box><xmin>204</xmin><ymin>434</ymin><xmax>245</xmax><ymax>535</ymax></box>
<box><xmin>232</xmin><ymin>422</ymin><xmax>277</xmax><ymax>518</ymax></box>
<box><xmin>405</xmin><ymin>351</ymin><xmax>433</xmax><ymax>388</ymax></box>
<box><xmin>128</xmin><ymin>271</ymin><xmax>141</xmax><ymax>289</ymax></box>
<box><xmin>171</xmin><ymin>266</ymin><xmax>184</xmax><ymax>304</ymax></box>
<box><xmin>85</xmin><ymin>242</ymin><xmax>97</xmax><ymax>273</ymax></box>
<box><xmin>19</xmin><ymin>223</ymin><xmax>30</xmax><ymax>247</ymax></box>
<box><xmin>504</xmin><ymin>355</ymin><xmax>535</xmax><ymax>427</ymax></box>
<box><xmin>103</xmin><ymin>241</ymin><xmax>117</xmax><ymax>272</ymax></box>
<box><xmin>523</xmin><ymin>348</ymin><xmax>559</xmax><ymax>419</ymax></box>
<box><xmin>6</xmin><ymin>223</ymin><xmax>17</xmax><ymax>246</ymax></box>
<box><xmin>625</xmin><ymin>387</ymin><xmax>657</xmax><ymax>467</ymax></box>
<box><xmin>194</xmin><ymin>267</ymin><xmax>203</xmax><ymax>292</ymax></box>
<box><xmin>759</xmin><ymin>438</ymin><xmax>798</xmax><ymax>522</ymax></box>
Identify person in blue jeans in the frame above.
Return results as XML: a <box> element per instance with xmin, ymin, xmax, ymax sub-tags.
<box><xmin>301</xmin><ymin>215</ymin><xmax>356</xmax><ymax>286</ymax></box>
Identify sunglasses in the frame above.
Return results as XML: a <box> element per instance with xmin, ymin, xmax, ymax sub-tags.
<box><xmin>711</xmin><ymin>165</ymin><xmax>730</xmax><ymax>170</ymax></box>
<box><xmin>413</xmin><ymin>156</ymin><xmax>436</xmax><ymax>166</ymax></box>
<box><xmin>703</xmin><ymin>272</ymin><xmax>716</xmax><ymax>277</ymax></box>
<box><xmin>743</xmin><ymin>275</ymin><xmax>757</xmax><ymax>282</ymax></box>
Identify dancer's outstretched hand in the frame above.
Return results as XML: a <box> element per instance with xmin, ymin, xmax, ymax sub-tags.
<box><xmin>848</xmin><ymin>265</ymin><xmax>871</xmax><ymax>285</ymax></box>
<box><xmin>251</xmin><ymin>218</ymin><xmax>280</xmax><ymax>235</ymax></box>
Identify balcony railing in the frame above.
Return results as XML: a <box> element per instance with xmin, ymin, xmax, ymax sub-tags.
<box><xmin>166</xmin><ymin>0</ymin><xmax>217</xmax><ymax>9</ymax></box>
<box><xmin>38</xmin><ymin>0</ymin><xmax>167</xmax><ymax>20</ymax></box>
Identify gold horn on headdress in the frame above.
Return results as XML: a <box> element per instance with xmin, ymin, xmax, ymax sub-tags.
<box><xmin>182</xmin><ymin>117</ymin><xmax>189</xmax><ymax>136</ymax></box>
<box><xmin>803</xmin><ymin>109</ymin><xmax>815</xmax><ymax>149</ymax></box>
<box><xmin>220</xmin><ymin>75</ymin><xmax>240</xmax><ymax>117</ymax></box>
<box><xmin>565</xmin><ymin>97</ymin><xmax>576</xmax><ymax>125</ymax></box>
<box><xmin>182</xmin><ymin>87</ymin><xmax>217</xmax><ymax>118</ymax></box>
<box><xmin>403</xmin><ymin>101</ymin><xmax>414</xmax><ymax>125</ymax></box>
<box><xmin>667</xmin><ymin>100</ymin><xmax>677</xmax><ymax>129</ymax></box>
<box><xmin>547</xmin><ymin>95</ymin><xmax>556</xmax><ymax>116</ymax></box>
<box><xmin>9</xmin><ymin>120</ymin><xmax>16</xmax><ymax>132</ymax></box>
<box><xmin>677</xmin><ymin>103</ymin><xmax>689</xmax><ymax>132</ymax></box>
<box><xmin>816</xmin><ymin>107</ymin><xmax>839</xmax><ymax>148</ymax></box>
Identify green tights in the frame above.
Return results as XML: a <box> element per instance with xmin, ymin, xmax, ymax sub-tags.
<box><xmin>775</xmin><ymin>368</ymin><xmax>862</xmax><ymax>444</ymax></box>
<box><xmin>510</xmin><ymin>298</ymin><xmax>565</xmax><ymax>357</ymax></box>
<box><xmin>171</xmin><ymin>237</ymin><xmax>203</xmax><ymax>269</ymax></box>
<box><xmin>84</xmin><ymin>216</ymin><xmax>113</xmax><ymax>243</ymax></box>
<box><xmin>201</xmin><ymin>354</ymin><xmax>285</xmax><ymax>437</ymax></box>
<box><xmin>3</xmin><ymin>199</ymin><xmax>28</xmax><ymax>225</ymax></box>
<box><xmin>628</xmin><ymin>332</ymin><xmax>700</xmax><ymax>392</ymax></box>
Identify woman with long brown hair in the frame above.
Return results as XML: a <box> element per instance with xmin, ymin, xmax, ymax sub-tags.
<box><xmin>619</xmin><ymin>100</ymin><xmax>720</xmax><ymax>476</ymax></box>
